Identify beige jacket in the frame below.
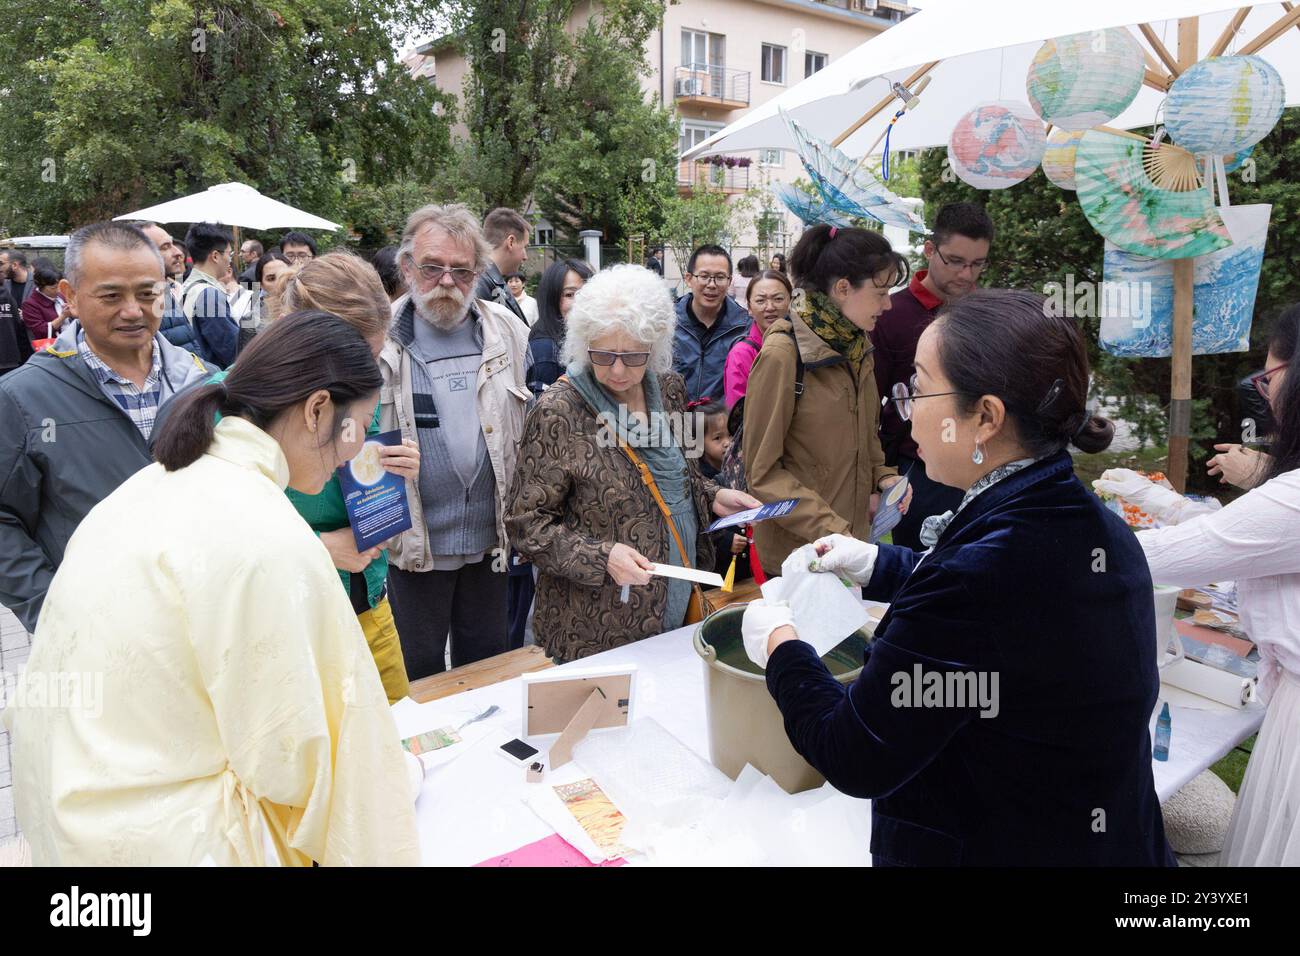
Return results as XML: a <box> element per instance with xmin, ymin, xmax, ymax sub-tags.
<box><xmin>379</xmin><ymin>295</ymin><xmax>530</xmax><ymax>571</ymax></box>
<box><xmin>742</xmin><ymin>311</ymin><xmax>897</xmax><ymax>571</ymax></box>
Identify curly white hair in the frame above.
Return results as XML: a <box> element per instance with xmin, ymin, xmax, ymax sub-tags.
<box><xmin>561</xmin><ymin>263</ymin><xmax>676</xmax><ymax>374</ymax></box>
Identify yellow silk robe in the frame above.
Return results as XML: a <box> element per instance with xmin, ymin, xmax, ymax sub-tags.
<box><xmin>4</xmin><ymin>417</ymin><xmax>420</xmax><ymax>865</ymax></box>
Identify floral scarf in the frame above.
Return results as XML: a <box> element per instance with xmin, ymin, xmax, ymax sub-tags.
<box><xmin>795</xmin><ymin>288</ymin><xmax>869</xmax><ymax>366</ymax></box>
<box><xmin>918</xmin><ymin>457</ymin><xmax>1037</xmax><ymax>550</ymax></box>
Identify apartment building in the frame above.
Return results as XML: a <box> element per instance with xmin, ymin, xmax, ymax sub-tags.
<box><xmin>405</xmin><ymin>0</ymin><xmax>915</xmax><ymax>261</ymax></box>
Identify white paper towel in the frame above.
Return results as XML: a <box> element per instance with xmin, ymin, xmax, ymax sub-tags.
<box><xmin>761</xmin><ymin>544</ymin><xmax>871</xmax><ymax>657</ymax></box>
<box><xmin>1161</xmin><ymin>658</ymin><xmax>1256</xmax><ymax>709</ymax></box>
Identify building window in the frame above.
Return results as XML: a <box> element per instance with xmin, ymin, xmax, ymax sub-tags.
<box><xmin>679</xmin><ymin>121</ymin><xmax>722</xmax><ymax>156</ymax></box>
<box><xmin>805</xmin><ymin>52</ymin><xmax>828</xmax><ymax>77</ymax></box>
<box><xmin>534</xmin><ymin>224</ymin><xmax>555</xmax><ymax>246</ymax></box>
<box><xmin>759</xmin><ymin>148</ymin><xmax>784</xmax><ymax>167</ymax></box>
<box><xmin>682</xmin><ymin>29</ymin><xmax>725</xmax><ymax>70</ymax></box>
<box><xmin>761</xmin><ymin>44</ymin><xmax>786</xmax><ymax>84</ymax></box>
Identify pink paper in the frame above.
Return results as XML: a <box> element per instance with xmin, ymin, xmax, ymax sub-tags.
<box><xmin>473</xmin><ymin>834</ymin><xmax>627</xmax><ymax>868</ymax></box>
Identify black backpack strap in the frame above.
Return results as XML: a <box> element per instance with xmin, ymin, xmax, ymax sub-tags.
<box><xmin>780</xmin><ymin>327</ymin><xmax>805</xmax><ymax>400</ymax></box>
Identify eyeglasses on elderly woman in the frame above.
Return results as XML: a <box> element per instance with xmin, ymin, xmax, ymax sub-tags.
<box><xmin>588</xmin><ymin>349</ymin><xmax>651</xmax><ymax>368</ymax></box>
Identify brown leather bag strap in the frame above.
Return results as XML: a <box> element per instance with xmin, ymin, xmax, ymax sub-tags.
<box><xmin>621</xmin><ymin>442</ymin><xmax>694</xmax><ymax>571</ymax></box>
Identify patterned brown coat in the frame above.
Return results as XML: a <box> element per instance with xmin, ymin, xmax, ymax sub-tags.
<box><xmin>505</xmin><ymin>372</ymin><xmax>718</xmax><ymax>660</ymax></box>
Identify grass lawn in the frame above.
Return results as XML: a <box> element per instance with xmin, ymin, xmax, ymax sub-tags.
<box><xmin>1070</xmin><ymin>444</ymin><xmax>1171</xmax><ymax>488</ymax></box>
<box><xmin>1210</xmin><ymin>737</ymin><xmax>1254</xmax><ymax>794</ymax></box>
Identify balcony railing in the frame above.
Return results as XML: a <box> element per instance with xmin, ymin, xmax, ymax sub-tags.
<box><xmin>677</xmin><ymin>158</ymin><xmax>751</xmax><ymax>194</ymax></box>
<box><xmin>673</xmin><ymin>65</ymin><xmax>751</xmax><ymax>109</ymax></box>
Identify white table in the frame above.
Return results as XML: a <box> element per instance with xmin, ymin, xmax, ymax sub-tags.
<box><xmin>393</xmin><ymin>611</ymin><xmax>1264</xmax><ymax>865</ymax></box>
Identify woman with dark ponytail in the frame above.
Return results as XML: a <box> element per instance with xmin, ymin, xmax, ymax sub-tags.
<box><xmin>8</xmin><ymin>311</ymin><xmax>420</xmax><ymax>866</ymax></box>
<box><xmin>743</xmin><ymin>224</ymin><xmax>912</xmax><ymax>571</ymax></box>
<box><xmin>742</xmin><ymin>288</ymin><xmax>1175</xmax><ymax>866</ymax></box>
<box><xmin>1096</xmin><ymin>303</ymin><xmax>1300</xmax><ymax>865</ymax></box>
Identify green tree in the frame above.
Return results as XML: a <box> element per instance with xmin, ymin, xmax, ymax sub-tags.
<box><xmin>658</xmin><ymin>186</ymin><xmax>755</xmax><ymax>273</ymax></box>
<box><xmin>532</xmin><ymin>24</ymin><xmax>677</xmax><ymax>248</ymax></box>
<box><xmin>447</xmin><ymin>0</ymin><xmax>669</xmax><ymax>213</ymax></box>
<box><xmin>0</xmin><ymin>0</ymin><xmax>453</xmax><ymax>238</ymax></box>
<box><xmin>917</xmin><ymin>113</ymin><xmax>1300</xmax><ymax>492</ymax></box>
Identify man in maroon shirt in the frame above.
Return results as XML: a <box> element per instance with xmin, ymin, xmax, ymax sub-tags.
<box><xmin>19</xmin><ymin>260</ymin><xmax>66</xmax><ymax>341</ymax></box>
<box><xmin>871</xmin><ymin>202</ymin><xmax>994</xmax><ymax>549</ymax></box>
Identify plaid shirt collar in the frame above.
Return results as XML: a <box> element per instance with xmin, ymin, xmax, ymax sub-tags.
<box><xmin>77</xmin><ymin>329</ymin><xmax>163</xmax><ymax>389</ymax></box>
<box><xmin>76</xmin><ymin>329</ymin><xmax>166</xmax><ymax>440</ymax></box>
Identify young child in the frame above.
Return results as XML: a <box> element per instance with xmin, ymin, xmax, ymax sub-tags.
<box><xmin>691</xmin><ymin>400</ymin><xmax>752</xmax><ymax>581</ymax></box>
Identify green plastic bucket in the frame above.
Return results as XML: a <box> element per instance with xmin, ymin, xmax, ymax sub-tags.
<box><xmin>692</xmin><ymin>602</ymin><xmax>872</xmax><ymax>794</ymax></box>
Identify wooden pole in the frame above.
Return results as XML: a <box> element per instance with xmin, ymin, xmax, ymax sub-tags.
<box><xmin>1166</xmin><ymin>18</ymin><xmax>1199</xmax><ymax>493</ymax></box>
<box><xmin>1143</xmin><ymin>69</ymin><xmax>1172</xmax><ymax>93</ymax></box>
<box><xmin>1168</xmin><ymin>259</ymin><xmax>1195</xmax><ymax>492</ymax></box>
<box><xmin>1239</xmin><ymin>3</ymin><xmax>1300</xmax><ymax>54</ymax></box>
<box><xmin>1209</xmin><ymin>7</ymin><xmax>1254</xmax><ymax>57</ymax></box>
<box><xmin>1283</xmin><ymin>3</ymin><xmax>1300</xmax><ymax>38</ymax></box>
<box><xmin>832</xmin><ymin>61</ymin><xmax>939</xmax><ymax>148</ymax></box>
<box><xmin>1139</xmin><ymin>23</ymin><xmax>1182</xmax><ymax>76</ymax></box>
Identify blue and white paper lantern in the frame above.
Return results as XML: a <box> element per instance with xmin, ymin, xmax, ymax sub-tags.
<box><xmin>1166</xmin><ymin>55</ymin><xmax>1285</xmax><ymax>156</ymax></box>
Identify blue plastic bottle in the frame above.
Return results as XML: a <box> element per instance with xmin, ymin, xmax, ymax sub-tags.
<box><xmin>1153</xmin><ymin>702</ymin><xmax>1171</xmax><ymax>762</ymax></box>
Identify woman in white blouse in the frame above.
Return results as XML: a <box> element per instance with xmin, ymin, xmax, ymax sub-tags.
<box><xmin>1095</xmin><ymin>304</ymin><xmax>1300</xmax><ymax>866</ymax></box>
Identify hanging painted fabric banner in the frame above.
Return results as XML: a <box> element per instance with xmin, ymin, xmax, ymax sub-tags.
<box><xmin>1098</xmin><ymin>204</ymin><xmax>1271</xmax><ymax>357</ymax></box>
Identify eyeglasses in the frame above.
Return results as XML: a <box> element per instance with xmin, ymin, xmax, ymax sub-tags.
<box><xmin>283</xmin><ymin>252</ymin><xmax>313</xmax><ymax>264</ymax></box>
<box><xmin>886</xmin><ymin>374</ymin><xmax>959</xmax><ymax>421</ymax></box>
<box><xmin>409</xmin><ymin>261</ymin><xmax>478</xmax><ymax>286</ymax></box>
<box><xmin>933</xmin><ymin>247</ymin><xmax>990</xmax><ymax>274</ymax></box>
<box><xmin>588</xmin><ymin>349</ymin><xmax>651</xmax><ymax>368</ymax></box>
<box><xmin>690</xmin><ymin>273</ymin><xmax>731</xmax><ymax>287</ymax></box>
<box><xmin>1251</xmin><ymin>362</ymin><xmax>1289</xmax><ymax>399</ymax></box>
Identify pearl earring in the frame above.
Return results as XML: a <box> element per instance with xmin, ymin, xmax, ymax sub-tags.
<box><xmin>972</xmin><ymin>441</ymin><xmax>985</xmax><ymax>465</ymax></box>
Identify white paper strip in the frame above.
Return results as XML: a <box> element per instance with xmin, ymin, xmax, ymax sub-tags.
<box><xmin>648</xmin><ymin>563</ymin><xmax>725</xmax><ymax>588</ymax></box>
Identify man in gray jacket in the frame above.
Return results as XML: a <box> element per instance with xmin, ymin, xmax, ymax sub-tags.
<box><xmin>380</xmin><ymin>204</ymin><xmax>530</xmax><ymax>680</ymax></box>
<box><xmin>0</xmin><ymin>222</ymin><xmax>213</xmax><ymax>633</ymax></box>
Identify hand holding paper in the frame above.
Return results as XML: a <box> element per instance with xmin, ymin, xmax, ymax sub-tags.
<box><xmin>712</xmin><ymin>488</ymin><xmax>763</xmax><ymax>517</ymax></box>
<box><xmin>320</xmin><ymin>527</ymin><xmax>382</xmax><ymax>573</ymax></box>
<box><xmin>379</xmin><ymin>439</ymin><xmax>421</xmax><ymax>480</ymax></box>
<box><xmin>810</xmin><ymin>533</ymin><xmax>878</xmax><ymax>586</ymax></box>
<box><xmin>742</xmin><ymin>600</ymin><xmax>798</xmax><ymax>668</ymax></box>
<box><xmin>607</xmin><ymin>542</ymin><xmax>654</xmax><ymax>586</ymax></box>
<box><xmin>759</xmin><ymin>545</ymin><xmax>871</xmax><ymax>659</ymax></box>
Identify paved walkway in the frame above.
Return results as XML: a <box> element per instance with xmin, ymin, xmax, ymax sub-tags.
<box><xmin>0</xmin><ymin>605</ymin><xmax>29</xmax><ymax>842</ymax></box>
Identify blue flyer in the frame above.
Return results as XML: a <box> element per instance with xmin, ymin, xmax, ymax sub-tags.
<box><xmin>705</xmin><ymin>497</ymin><xmax>800</xmax><ymax>533</ymax></box>
<box><xmin>869</xmin><ymin>475</ymin><xmax>909</xmax><ymax>544</ymax></box>
<box><xmin>337</xmin><ymin>429</ymin><xmax>413</xmax><ymax>551</ymax></box>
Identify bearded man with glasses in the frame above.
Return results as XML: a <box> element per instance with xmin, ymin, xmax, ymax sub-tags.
<box><xmin>378</xmin><ymin>203</ymin><xmax>532</xmax><ymax>680</ymax></box>
<box><xmin>871</xmin><ymin>202</ymin><xmax>995</xmax><ymax>550</ymax></box>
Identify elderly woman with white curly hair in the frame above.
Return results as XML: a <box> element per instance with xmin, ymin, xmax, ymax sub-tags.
<box><xmin>506</xmin><ymin>264</ymin><xmax>760</xmax><ymax>661</ymax></box>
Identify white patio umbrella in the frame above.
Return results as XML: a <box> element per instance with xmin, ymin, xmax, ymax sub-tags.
<box><xmin>685</xmin><ymin>0</ymin><xmax>1300</xmax><ymax>490</ymax></box>
<box><xmin>684</xmin><ymin>1</ymin><xmax>1300</xmax><ymax>161</ymax></box>
<box><xmin>115</xmin><ymin>181</ymin><xmax>339</xmax><ymax>231</ymax></box>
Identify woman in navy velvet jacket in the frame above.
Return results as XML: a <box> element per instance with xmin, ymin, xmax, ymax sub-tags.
<box><xmin>743</xmin><ymin>289</ymin><xmax>1174</xmax><ymax>867</ymax></box>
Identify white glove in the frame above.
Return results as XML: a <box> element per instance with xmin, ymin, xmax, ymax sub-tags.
<box><xmin>1092</xmin><ymin>468</ymin><xmax>1187</xmax><ymax>521</ymax></box>
<box><xmin>742</xmin><ymin>599</ymin><xmax>797</xmax><ymax>669</ymax></box>
<box><xmin>808</xmin><ymin>533</ymin><xmax>878</xmax><ymax>585</ymax></box>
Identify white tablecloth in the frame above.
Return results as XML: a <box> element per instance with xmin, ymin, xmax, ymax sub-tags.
<box><xmin>393</xmin><ymin>605</ymin><xmax>1264</xmax><ymax>866</ymax></box>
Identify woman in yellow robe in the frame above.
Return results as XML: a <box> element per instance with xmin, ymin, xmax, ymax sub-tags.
<box><xmin>4</xmin><ymin>311</ymin><xmax>420</xmax><ymax>866</ymax></box>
